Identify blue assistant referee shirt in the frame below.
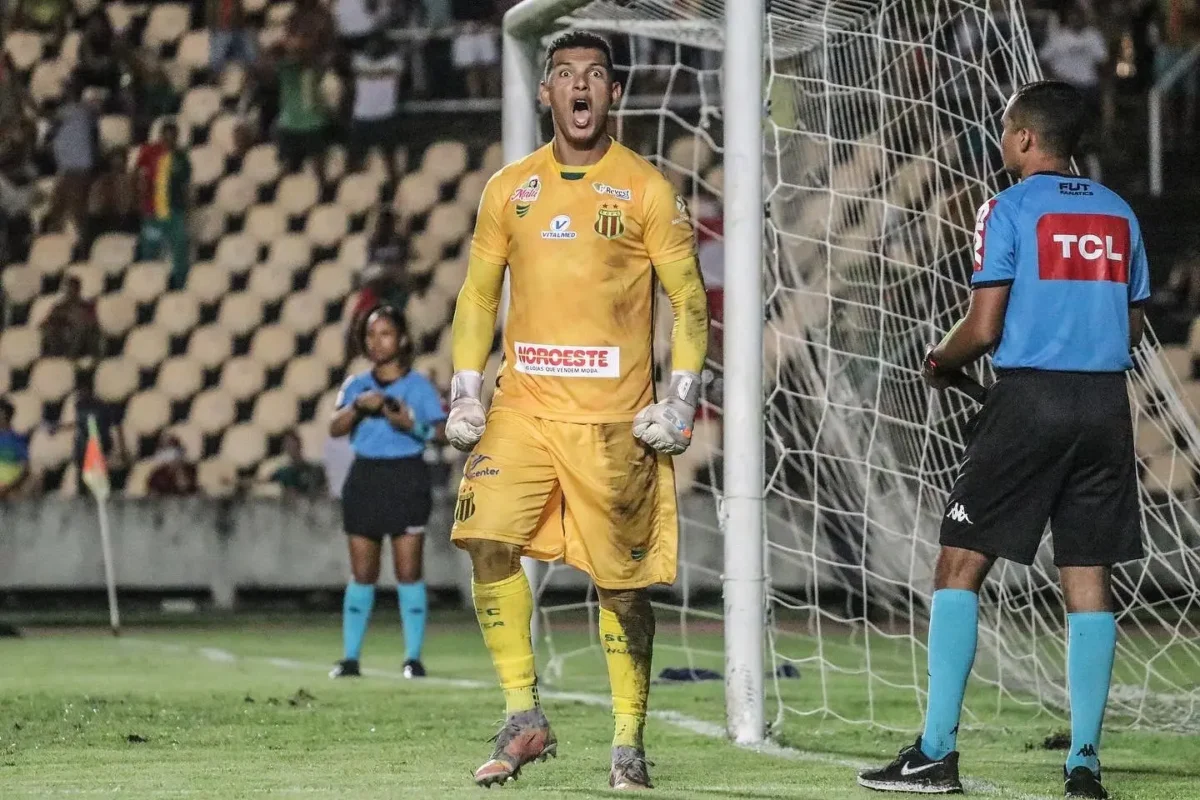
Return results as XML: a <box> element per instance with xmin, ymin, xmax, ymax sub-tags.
<box><xmin>336</xmin><ymin>370</ymin><xmax>448</xmax><ymax>459</ymax></box>
<box><xmin>971</xmin><ymin>173</ymin><xmax>1150</xmax><ymax>372</ymax></box>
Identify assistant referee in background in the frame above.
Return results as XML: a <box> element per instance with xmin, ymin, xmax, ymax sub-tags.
<box><xmin>859</xmin><ymin>80</ymin><xmax>1150</xmax><ymax>799</ymax></box>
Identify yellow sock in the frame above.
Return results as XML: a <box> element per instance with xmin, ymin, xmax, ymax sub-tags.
<box><xmin>472</xmin><ymin>570</ymin><xmax>539</xmax><ymax>716</ymax></box>
<box><xmin>599</xmin><ymin>605</ymin><xmax>654</xmax><ymax>749</ymax></box>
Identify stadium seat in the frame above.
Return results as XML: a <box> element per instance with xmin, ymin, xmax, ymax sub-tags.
<box><xmin>1136</xmin><ymin>418</ymin><xmax>1173</xmax><ymax>460</ymax></box>
<box><xmin>191</xmin><ymin>389</ymin><xmax>236</xmax><ymax>433</ymax></box>
<box><xmin>187</xmin><ymin>262</ymin><xmax>231</xmax><ymax>305</ymax></box>
<box><xmin>29</xmin><ymin>426</ymin><xmax>74</xmax><ymax>472</ymax></box>
<box><xmin>30</xmin><ymin>234</ymin><xmax>73</xmax><ymax>277</ymax></box>
<box><xmin>252</xmin><ymin>389</ymin><xmax>299</xmax><ymax>436</ymax></box>
<box><xmin>249</xmin><ymin>324</ymin><xmax>296</xmax><ymax>369</ymax></box>
<box><xmin>220</xmin><ymin>357</ymin><xmax>266</xmax><ymax>400</ymax></box>
<box><xmin>245</xmin><ymin>203</ymin><xmax>287</xmax><ymax>245</ymax></box>
<box><xmin>337</xmin><ymin>234</ymin><xmax>368</xmax><ymax>271</ymax></box>
<box><xmin>177</xmin><ymin>30</ymin><xmax>210</xmax><ymax>74</ymax></box>
<box><xmin>668</xmin><ymin>135</ymin><xmax>716</xmax><ymax>174</ymax></box>
<box><xmin>153</xmin><ymin>292</ymin><xmax>201</xmax><ymax>336</ymax></box>
<box><xmin>198</xmin><ymin>458</ymin><xmax>239</xmax><ymax>497</ymax></box>
<box><xmin>412</xmin><ymin>353</ymin><xmax>449</xmax><ymax>390</ymax></box>
<box><xmin>280</xmin><ymin>293</ymin><xmax>324</xmax><ymax>335</ymax></box>
<box><xmin>425</xmin><ymin>204</ymin><xmax>471</xmax><ymax>248</ymax></box>
<box><xmin>243</xmin><ymin>144</ymin><xmax>282</xmax><ymax>187</ymax></box>
<box><xmin>144</xmin><ymin>3</ymin><xmax>191</xmax><ymax>50</ymax></box>
<box><xmin>191</xmin><ymin>206</ymin><xmax>228</xmax><ymax>248</ymax></box>
<box><xmin>282</xmin><ymin>356</ymin><xmax>328</xmax><ymax>399</ymax></box>
<box><xmin>2</xmin><ymin>265</ymin><xmax>39</xmax><ymax>306</ymax></box>
<box><xmin>124</xmin><ymin>326</ymin><xmax>170</xmax><ymax>369</ymax></box>
<box><xmin>99</xmin><ymin>114</ymin><xmax>133</xmax><ymax>152</ymax></box>
<box><xmin>455</xmin><ymin>170</ymin><xmax>488</xmax><ymax>211</ymax></box>
<box><xmin>431</xmin><ymin>257</ymin><xmax>468</xmax><ymax>299</ymax></box>
<box><xmin>1160</xmin><ymin>346</ymin><xmax>1193</xmax><ymax>382</ymax></box>
<box><xmin>315</xmin><ymin>389</ymin><xmax>339</xmax><ymax>424</ymax></box>
<box><xmin>8</xmin><ymin>391</ymin><xmax>40</xmax><ymax>433</ymax></box>
<box><xmin>29</xmin><ymin>61</ymin><xmax>66</xmax><ymax>106</ymax></box>
<box><xmin>125</xmin><ymin>390</ymin><xmax>171</xmax><ymax>440</ymax></box>
<box><xmin>215</xmin><ymin>233</ymin><xmax>258</xmax><ymax>273</ymax></box>
<box><xmin>404</xmin><ymin>291</ymin><xmax>447</xmax><ymax>342</ymax></box>
<box><xmin>305</xmin><ymin>204</ymin><xmax>349</xmax><ymax>248</ymax></box>
<box><xmin>216</xmin><ymin>294</ymin><xmax>263</xmax><ymax>337</ymax></box>
<box><xmin>58</xmin><ymin>28</ymin><xmax>82</xmax><ymax>67</ymax></box>
<box><xmin>0</xmin><ymin>327</ymin><xmax>40</xmax><ymax>370</ymax></box>
<box><xmin>336</xmin><ymin>173</ymin><xmax>380</xmax><ymax>217</ymax></box>
<box><xmin>320</xmin><ymin>71</ymin><xmax>344</xmax><ymax>115</ymax></box>
<box><xmin>188</xmin><ymin>325</ymin><xmax>233</xmax><ymax>369</ymax></box>
<box><xmin>27</xmin><ymin>295</ymin><xmax>59</xmax><ymax>328</ymax></box>
<box><xmin>124</xmin><ymin>459</ymin><xmax>155</xmax><ymax>498</ymax></box>
<box><xmin>277</xmin><ymin>173</ymin><xmax>320</xmax><ymax>217</ymax></box>
<box><xmin>215</xmin><ymin>174</ymin><xmax>256</xmax><ymax>217</ymax></box>
<box><xmin>209</xmin><ymin>114</ymin><xmax>240</xmax><ymax>156</ymax></box>
<box><xmin>170</xmin><ymin>423</ymin><xmax>204</xmax><ymax>462</ymax></box>
<box><xmin>309</xmin><ymin>261</ymin><xmax>352</xmax><ymax>304</ymax></box>
<box><xmin>90</xmin><ymin>233</ymin><xmax>137</xmax><ymax>275</ymax></box>
<box><xmin>1187</xmin><ymin>317</ymin><xmax>1200</xmax><ymax>357</ymax></box>
<box><xmin>64</xmin><ymin>264</ymin><xmax>103</xmax><ymax>299</ymax></box>
<box><xmin>157</xmin><ymin>357</ymin><xmax>203</xmax><ymax>401</ymax></box>
<box><xmin>1145</xmin><ymin>453</ymin><xmax>1194</xmax><ymax>495</ymax></box>
<box><xmin>264</xmin><ymin>1</ymin><xmax>295</xmax><ymax>27</ymax></box>
<box><xmin>0</xmin><ymin>364</ymin><xmax>9</xmax><ymax>396</ymax></box>
<box><xmin>123</xmin><ymin>262</ymin><xmax>170</xmax><ymax>303</ymax></box>
<box><xmin>105</xmin><ymin>2</ymin><xmax>136</xmax><ymax>33</ymax></box>
<box><xmin>313</xmin><ymin>324</ymin><xmax>346</xmax><ymax>367</ymax></box>
<box><xmin>245</xmin><ymin>267</ymin><xmax>290</xmax><ymax>309</ymax></box>
<box><xmin>395</xmin><ymin>172</ymin><xmax>439</xmax><ymax>219</ymax></box>
<box><xmin>5</xmin><ymin>31</ymin><xmax>43</xmax><ymax>72</ymax></box>
<box><xmin>265</xmin><ymin>234</ymin><xmax>312</xmax><ymax>274</ymax></box>
<box><xmin>189</xmin><ymin>145</ymin><xmax>225</xmax><ymax>188</ymax></box>
<box><xmin>704</xmin><ymin>164</ymin><xmax>724</xmax><ymax>194</ymax></box>
<box><xmin>219</xmin><ymin>63</ymin><xmax>246</xmax><ymax>100</ymax></box>
<box><xmin>295</xmin><ymin>421</ymin><xmax>325</xmax><ymax>461</ymax></box>
<box><xmin>95</xmin><ymin>294</ymin><xmax>137</xmax><ymax>337</ymax></box>
<box><xmin>94</xmin><ymin>358</ymin><xmax>138</xmax><ymax>403</ymax></box>
<box><xmin>322</xmin><ymin>144</ymin><xmax>347</xmax><ymax>184</ymax></box>
<box><xmin>30</xmin><ymin>358</ymin><xmax>74</xmax><ymax>402</ymax></box>
<box><xmin>481</xmin><ymin>142</ymin><xmax>503</xmax><ymax>175</ymax></box>
<box><xmin>221</xmin><ymin>423</ymin><xmax>267</xmax><ymax>469</ymax></box>
<box><xmin>421</xmin><ymin>140</ymin><xmax>468</xmax><ymax>185</ymax></box>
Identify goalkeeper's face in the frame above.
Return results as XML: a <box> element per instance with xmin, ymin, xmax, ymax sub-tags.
<box><xmin>540</xmin><ymin>47</ymin><xmax>622</xmax><ymax>149</ymax></box>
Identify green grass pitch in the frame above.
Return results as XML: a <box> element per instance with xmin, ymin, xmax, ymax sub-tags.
<box><xmin>1</xmin><ymin>613</ymin><xmax>1197</xmax><ymax>799</ymax></box>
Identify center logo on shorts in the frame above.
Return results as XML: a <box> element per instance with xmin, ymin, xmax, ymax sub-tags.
<box><xmin>594</xmin><ymin>204</ymin><xmax>625</xmax><ymax>239</ymax></box>
<box><xmin>455</xmin><ymin>491</ymin><xmax>476</xmax><ymax>522</ymax></box>
<box><xmin>542</xmin><ymin>214</ymin><xmax>577</xmax><ymax>240</ymax></box>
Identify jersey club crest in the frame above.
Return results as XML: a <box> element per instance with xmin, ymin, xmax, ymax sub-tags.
<box><xmin>594</xmin><ymin>204</ymin><xmax>625</xmax><ymax>240</ymax></box>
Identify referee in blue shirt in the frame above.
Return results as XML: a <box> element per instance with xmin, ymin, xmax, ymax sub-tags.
<box><xmin>860</xmin><ymin>82</ymin><xmax>1149</xmax><ymax>799</ymax></box>
<box><xmin>328</xmin><ymin>306</ymin><xmax>448</xmax><ymax>680</ymax></box>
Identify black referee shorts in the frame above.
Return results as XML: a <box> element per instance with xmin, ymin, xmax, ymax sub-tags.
<box><xmin>341</xmin><ymin>456</ymin><xmax>432</xmax><ymax>540</ymax></box>
<box><xmin>940</xmin><ymin>369</ymin><xmax>1143</xmax><ymax>567</ymax></box>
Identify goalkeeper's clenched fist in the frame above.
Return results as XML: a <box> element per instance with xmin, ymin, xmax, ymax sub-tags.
<box><xmin>633</xmin><ymin>371</ymin><xmax>701</xmax><ymax>455</ymax></box>
<box><xmin>446</xmin><ymin>371</ymin><xmax>486</xmax><ymax>451</ymax></box>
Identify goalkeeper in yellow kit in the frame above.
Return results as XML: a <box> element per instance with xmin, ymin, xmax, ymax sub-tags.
<box><xmin>446</xmin><ymin>30</ymin><xmax>709</xmax><ymax>791</ymax></box>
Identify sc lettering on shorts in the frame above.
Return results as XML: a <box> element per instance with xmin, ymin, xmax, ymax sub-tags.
<box><xmin>1036</xmin><ymin>213</ymin><xmax>1130</xmax><ymax>284</ymax></box>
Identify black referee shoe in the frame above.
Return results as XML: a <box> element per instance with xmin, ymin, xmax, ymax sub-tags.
<box><xmin>858</xmin><ymin>737</ymin><xmax>963</xmax><ymax>794</ymax></box>
<box><xmin>402</xmin><ymin>659</ymin><xmax>426</xmax><ymax>679</ymax></box>
<box><xmin>329</xmin><ymin>659</ymin><xmax>361</xmax><ymax>678</ymax></box>
<box><xmin>1065</xmin><ymin>766</ymin><xmax>1108</xmax><ymax>799</ymax></box>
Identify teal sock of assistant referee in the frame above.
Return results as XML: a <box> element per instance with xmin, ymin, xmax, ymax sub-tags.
<box><xmin>1066</xmin><ymin>612</ymin><xmax>1116</xmax><ymax>775</ymax></box>
<box><xmin>397</xmin><ymin>582</ymin><xmax>427</xmax><ymax>663</ymax></box>
<box><xmin>920</xmin><ymin>589</ymin><xmax>979</xmax><ymax>761</ymax></box>
<box><xmin>342</xmin><ymin>581</ymin><xmax>376</xmax><ymax>662</ymax></box>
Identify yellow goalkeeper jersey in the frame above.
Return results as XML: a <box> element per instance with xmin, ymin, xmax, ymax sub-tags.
<box><xmin>471</xmin><ymin>140</ymin><xmax>697</xmax><ymax>423</ymax></box>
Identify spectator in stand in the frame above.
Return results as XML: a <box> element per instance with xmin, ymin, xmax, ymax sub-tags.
<box><xmin>0</xmin><ymin>398</ymin><xmax>31</xmax><ymax>502</ymax></box>
<box><xmin>1039</xmin><ymin>8</ymin><xmax>1108</xmax><ymax>143</ymax></box>
<box><xmin>147</xmin><ymin>432</ymin><xmax>198</xmax><ymax>496</ymax></box>
<box><xmin>131</xmin><ymin>54</ymin><xmax>181</xmax><ymax>144</ymax></box>
<box><xmin>269</xmin><ymin>429</ymin><xmax>326</xmax><ymax>497</ymax></box>
<box><xmin>135</xmin><ymin>120</ymin><xmax>192</xmax><ymax>290</ymax></box>
<box><xmin>71</xmin><ymin>373</ymin><xmax>125</xmax><ymax>479</ymax></box>
<box><xmin>13</xmin><ymin>0</ymin><xmax>69</xmax><ymax>48</ymax></box>
<box><xmin>1153</xmin><ymin>0</ymin><xmax>1200</xmax><ymax>145</ymax></box>
<box><xmin>0</xmin><ymin>53</ymin><xmax>37</xmax><ymax>145</ymax></box>
<box><xmin>348</xmin><ymin>31</ymin><xmax>403</xmax><ymax>185</ymax></box>
<box><xmin>273</xmin><ymin>21</ymin><xmax>333</xmax><ymax>182</ymax></box>
<box><xmin>336</xmin><ymin>0</ymin><xmax>387</xmax><ymax>53</ymax></box>
<box><xmin>47</xmin><ymin>81</ymin><xmax>99</xmax><ymax>245</ymax></box>
<box><xmin>76</xmin><ymin>11</ymin><xmax>132</xmax><ymax>114</ymax></box>
<box><xmin>208</xmin><ymin>0</ymin><xmax>258</xmax><ymax>76</ymax></box>
<box><xmin>288</xmin><ymin>0</ymin><xmax>336</xmax><ymax>61</ymax></box>
<box><xmin>451</xmin><ymin>0</ymin><xmax>500</xmax><ymax>98</ymax></box>
<box><xmin>348</xmin><ymin>207</ymin><xmax>409</xmax><ymax>357</ymax></box>
<box><xmin>89</xmin><ymin>148</ymin><xmax>140</xmax><ymax>235</ymax></box>
<box><xmin>41</xmin><ymin>275</ymin><xmax>99</xmax><ymax>358</ymax></box>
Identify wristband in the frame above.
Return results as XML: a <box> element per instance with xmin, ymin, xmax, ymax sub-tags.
<box><xmin>411</xmin><ymin>420</ymin><xmax>434</xmax><ymax>442</ymax></box>
<box><xmin>450</xmin><ymin>370</ymin><xmax>483</xmax><ymax>404</ymax></box>
<box><xmin>668</xmin><ymin>371</ymin><xmax>701</xmax><ymax>407</ymax></box>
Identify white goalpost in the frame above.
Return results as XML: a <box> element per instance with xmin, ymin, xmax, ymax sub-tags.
<box><xmin>501</xmin><ymin>0</ymin><xmax>1200</xmax><ymax>745</ymax></box>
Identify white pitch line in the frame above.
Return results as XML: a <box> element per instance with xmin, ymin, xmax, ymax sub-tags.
<box><xmin>129</xmin><ymin>640</ymin><xmax>1053</xmax><ymax>800</ymax></box>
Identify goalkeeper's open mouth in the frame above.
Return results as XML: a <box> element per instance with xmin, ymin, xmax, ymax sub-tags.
<box><xmin>571</xmin><ymin>97</ymin><xmax>593</xmax><ymax>130</ymax></box>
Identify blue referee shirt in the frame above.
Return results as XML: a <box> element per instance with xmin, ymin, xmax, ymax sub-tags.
<box><xmin>336</xmin><ymin>369</ymin><xmax>448</xmax><ymax>459</ymax></box>
<box><xmin>971</xmin><ymin>173</ymin><xmax>1150</xmax><ymax>372</ymax></box>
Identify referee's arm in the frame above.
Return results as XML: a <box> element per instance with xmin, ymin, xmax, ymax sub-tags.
<box><xmin>927</xmin><ymin>286</ymin><xmax>1009</xmax><ymax>372</ymax></box>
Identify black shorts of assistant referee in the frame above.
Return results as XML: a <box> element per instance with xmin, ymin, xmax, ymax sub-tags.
<box><xmin>940</xmin><ymin>369</ymin><xmax>1142</xmax><ymax>567</ymax></box>
<box><xmin>341</xmin><ymin>456</ymin><xmax>432</xmax><ymax>540</ymax></box>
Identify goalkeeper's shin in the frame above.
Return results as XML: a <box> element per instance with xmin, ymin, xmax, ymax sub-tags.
<box><xmin>599</xmin><ymin>597</ymin><xmax>654</xmax><ymax>751</ymax></box>
<box><xmin>472</xmin><ymin>569</ymin><xmax>539</xmax><ymax>716</ymax></box>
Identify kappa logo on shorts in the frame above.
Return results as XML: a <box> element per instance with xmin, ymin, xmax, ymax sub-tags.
<box><xmin>945</xmin><ymin>503</ymin><xmax>972</xmax><ymax>524</ymax></box>
<box><xmin>454</xmin><ymin>491</ymin><xmax>476</xmax><ymax>522</ymax></box>
<box><xmin>464</xmin><ymin>454</ymin><xmax>500</xmax><ymax>480</ymax></box>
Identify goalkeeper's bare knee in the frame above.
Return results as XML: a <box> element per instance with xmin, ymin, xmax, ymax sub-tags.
<box><xmin>462</xmin><ymin>538</ymin><xmax>523</xmax><ymax>584</ymax></box>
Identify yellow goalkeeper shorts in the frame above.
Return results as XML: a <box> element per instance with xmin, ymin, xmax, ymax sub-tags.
<box><xmin>450</xmin><ymin>408</ymin><xmax>679</xmax><ymax>590</ymax></box>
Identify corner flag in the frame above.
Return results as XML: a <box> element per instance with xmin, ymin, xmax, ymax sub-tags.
<box><xmin>81</xmin><ymin>415</ymin><xmax>110</xmax><ymax>501</ymax></box>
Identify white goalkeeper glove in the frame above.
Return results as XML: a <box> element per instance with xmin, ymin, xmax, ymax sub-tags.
<box><xmin>633</xmin><ymin>371</ymin><xmax>701</xmax><ymax>456</ymax></box>
<box><xmin>446</xmin><ymin>370</ymin><xmax>487</xmax><ymax>452</ymax></box>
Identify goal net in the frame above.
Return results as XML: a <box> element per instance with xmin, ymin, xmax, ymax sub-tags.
<box><xmin>505</xmin><ymin>0</ymin><xmax>1200</xmax><ymax>737</ymax></box>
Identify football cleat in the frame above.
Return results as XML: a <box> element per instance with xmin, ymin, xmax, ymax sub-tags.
<box><xmin>609</xmin><ymin>746</ymin><xmax>653</xmax><ymax>790</ymax></box>
<box><xmin>857</xmin><ymin>737</ymin><xmax>963</xmax><ymax>794</ymax></box>
<box><xmin>329</xmin><ymin>659</ymin><xmax>361</xmax><ymax>678</ymax></box>
<box><xmin>1064</xmin><ymin>766</ymin><xmax>1108</xmax><ymax>799</ymax></box>
<box><xmin>402</xmin><ymin>659</ymin><xmax>426</xmax><ymax>679</ymax></box>
<box><xmin>473</xmin><ymin>708</ymin><xmax>557</xmax><ymax>787</ymax></box>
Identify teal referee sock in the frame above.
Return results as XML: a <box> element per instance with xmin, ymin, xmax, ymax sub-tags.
<box><xmin>1066</xmin><ymin>611</ymin><xmax>1117</xmax><ymax>775</ymax></box>
<box><xmin>920</xmin><ymin>589</ymin><xmax>979</xmax><ymax>760</ymax></box>
<box><xmin>342</xmin><ymin>581</ymin><xmax>375</xmax><ymax>661</ymax></box>
<box><xmin>398</xmin><ymin>582</ymin><xmax>427</xmax><ymax>662</ymax></box>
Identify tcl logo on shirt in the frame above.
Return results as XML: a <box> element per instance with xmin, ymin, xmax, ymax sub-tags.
<box><xmin>514</xmin><ymin>343</ymin><xmax>620</xmax><ymax>378</ymax></box>
<box><xmin>1036</xmin><ymin>213</ymin><xmax>1130</xmax><ymax>283</ymax></box>
<box><xmin>972</xmin><ymin>199</ymin><xmax>996</xmax><ymax>272</ymax></box>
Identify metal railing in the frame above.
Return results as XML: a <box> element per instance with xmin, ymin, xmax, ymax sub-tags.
<box><xmin>1149</xmin><ymin>42</ymin><xmax>1200</xmax><ymax>196</ymax></box>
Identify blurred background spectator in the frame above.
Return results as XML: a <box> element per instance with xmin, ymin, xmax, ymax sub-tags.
<box><xmin>147</xmin><ymin>432</ymin><xmax>198</xmax><ymax>496</ymax></box>
<box><xmin>40</xmin><ymin>276</ymin><xmax>98</xmax><ymax>358</ymax></box>
<box><xmin>348</xmin><ymin>31</ymin><xmax>403</xmax><ymax>184</ymax></box>
<box><xmin>0</xmin><ymin>397</ymin><xmax>31</xmax><ymax>502</ymax></box>
<box><xmin>208</xmin><ymin>0</ymin><xmax>258</xmax><ymax>76</ymax></box>
<box><xmin>135</xmin><ymin>121</ymin><xmax>191</xmax><ymax>290</ymax></box>
<box><xmin>13</xmin><ymin>0</ymin><xmax>69</xmax><ymax>48</ymax></box>
<box><xmin>47</xmin><ymin>82</ymin><xmax>99</xmax><ymax>246</ymax></box>
<box><xmin>451</xmin><ymin>0</ymin><xmax>499</xmax><ymax>98</ymax></box>
<box><xmin>266</xmin><ymin>429</ymin><xmax>326</xmax><ymax>497</ymax></box>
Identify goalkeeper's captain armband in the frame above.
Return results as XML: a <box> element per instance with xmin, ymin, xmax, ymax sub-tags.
<box><xmin>632</xmin><ymin>371</ymin><xmax>701</xmax><ymax>456</ymax></box>
<box><xmin>446</xmin><ymin>370</ymin><xmax>486</xmax><ymax>452</ymax></box>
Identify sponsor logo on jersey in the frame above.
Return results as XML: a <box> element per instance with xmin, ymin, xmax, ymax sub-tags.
<box><xmin>945</xmin><ymin>502</ymin><xmax>972</xmax><ymax>524</ymax></box>
<box><xmin>464</xmin><ymin>454</ymin><xmax>500</xmax><ymax>479</ymax></box>
<box><xmin>514</xmin><ymin>342</ymin><xmax>620</xmax><ymax>378</ymax></box>
<box><xmin>594</xmin><ymin>204</ymin><xmax>625</xmax><ymax>239</ymax></box>
<box><xmin>1036</xmin><ymin>213</ymin><xmax>1130</xmax><ymax>283</ymax></box>
<box><xmin>1058</xmin><ymin>181</ymin><xmax>1093</xmax><ymax>196</ymax></box>
<box><xmin>592</xmin><ymin>181</ymin><xmax>632</xmax><ymax>201</ymax></box>
<box><xmin>973</xmin><ymin>198</ymin><xmax>996</xmax><ymax>272</ymax></box>
<box><xmin>454</xmin><ymin>491</ymin><xmax>475</xmax><ymax>522</ymax></box>
<box><xmin>541</xmin><ymin>214</ymin><xmax>577</xmax><ymax>240</ymax></box>
<box><xmin>510</xmin><ymin>175</ymin><xmax>541</xmax><ymax>204</ymax></box>
<box><xmin>672</xmin><ymin>194</ymin><xmax>691</xmax><ymax>226</ymax></box>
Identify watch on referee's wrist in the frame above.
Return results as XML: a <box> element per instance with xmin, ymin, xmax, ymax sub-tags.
<box><xmin>923</xmin><ymin>346</ymin><xmax>940</xmax><ymax>375</ymax></box>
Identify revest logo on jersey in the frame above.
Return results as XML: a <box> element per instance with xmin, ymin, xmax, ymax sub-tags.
<box><xmin>1036</xmin><ymin>213</ymin><xmax>1130</xmax><ymax>283</ymax></box>
<box><xmin>514</xmin><ymin>342</ymin><xmax>620</xmax><ymax>378</ymax></box>
<box><xmin>594</xmin><ymin>204</ymin><xmax>625</xmax><ymax>239</ymax></box>
<box><xmin>592</xmin><ymin>181</ymin><xmax>632</xmax><ymax>201</ymax></box>
<box><xmin>972</xmin><ymin>198</ymin><xmax>996</xmax><ymax>272</ymax></box>
<box><xmin>672</xmin><ymin>194</ymin><xmax>691</xmax><ymax>226</ymax></box>
<box><xmin>512</xmin><ymin>175</ymin><xmax>541</xmax><ymax>217</ymax></box>
<box><xmin>541</xmin><ymin>214</ymin><xmax>577</xmax><ymax>240</ymax></box>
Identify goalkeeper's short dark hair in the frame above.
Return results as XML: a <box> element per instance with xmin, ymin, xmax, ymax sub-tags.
<box><xmin>543</xmin><ymin>30</ymin><xmax>614</xmax><ymax>79</ymax></box>
<box><xmin>1007</xmin><ymin>80</ymin><xmax>1088</xmax><ymax>159</ymax></box>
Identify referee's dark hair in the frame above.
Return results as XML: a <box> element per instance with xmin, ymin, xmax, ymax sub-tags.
<box><xmin>360</xmin><ymin>304</ymin><xmax>413</xmax><ymax>360</ymax></box>
<box><xmin>544</xmin><ymin>30</ymin><xmax>614</xmax><ymax>79</ymax></box>
<box><xmin>1006</xmin><ymin>80</ymin><xmax>1087</xmax><ymax>159</ymax></box>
